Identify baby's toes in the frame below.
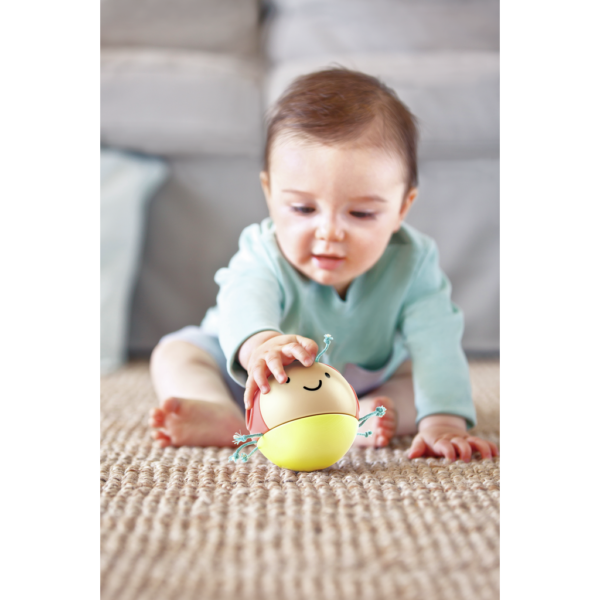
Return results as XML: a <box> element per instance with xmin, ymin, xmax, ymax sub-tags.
<box><xmin>162</xmin><ymin>397</ymin><xmax>182</xmax><ymax>415</ymax></box>
<box><xmin>373</xmin><ymin>421</ymin><xmax>395</xmax><ymax>447</ymax></box>
<box><xmin>380</xmin><ymin>411</ymin><xmax>395</xmax><ymax>432</ymax></box>
<box><xmin>149</xmin><ymin>407</ymin><xmax>166</xmax><ymax>428</ymax></box>
<box><xmin>375</xmin><ymin>433</ymin><xmax>392</xmax><ymax>447</ymax></box>
<box><xmin>153</xmin><ymin>430</ymin><xmax>172</xmax><ymax>448</ymax></box>
<box><xmin>372</xmin><ymin>399</ymin><xmax>396</xmax><ymax>447</ymax></box>
<box><xmin>374</xmin><ymin>398</ymin><xmax>396</xmax><ymax>425</ymax></box>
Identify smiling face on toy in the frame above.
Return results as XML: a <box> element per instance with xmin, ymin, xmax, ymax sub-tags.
<box><xmin>245</xmin><ymin>361</ymin><xmax>360</xmax><ymax>471</ymax></box>
<box><xmin>258</xmin><ymin>362</ymin><xmax>359</xmax><ymax>429</ymax></box>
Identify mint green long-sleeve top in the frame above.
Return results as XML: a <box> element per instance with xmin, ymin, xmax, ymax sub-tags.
<box><xmin>201</xmin><ymin>218</ymin><xmax>476</xmax><ymax>428</ymax></box>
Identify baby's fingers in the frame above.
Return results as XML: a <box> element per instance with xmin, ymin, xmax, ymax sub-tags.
<box><xmin>281</xmin><ymin>342</ymin><xmax>314</xmax><ymax>367</ymax></box>
<box><xmin>433</xmin><ymin>439</ymin><xmax>456</xmax><ymax>461</ymax></box>
<box><xmin>244</xmin><ymin>376</ymin><xmax>259</xmax><ymax>409</ymax></box>
<box><xmin>295</xmin><ymin>335</ymin><xmax>319</xmax><ymax>360</ymax></box>
<box><xmin>451</xmin><ymin>437</ymin><xmax>472</xmax><ymax>462</ymax></box>
<box><xmin>252</xmin><ymin>360</ymin><xmax>272</xmax><ymax>394</ymax></box>
<box><xmin>408</xmin><ymin>435</ymin><xmax>427</xmax><ymax>459</ymax></box>
<box><xmin>265</xmin><ymin>351</ymin><xmax>288</xmax><ymax>385</ymax></box>
<box><xmin>466</xmin><ymin>436</ymin><xmax>496</xmax><ymax>459</ymax></box>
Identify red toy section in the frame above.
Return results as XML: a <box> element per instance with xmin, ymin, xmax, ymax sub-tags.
<box><xmin>246</xmin><ymin>388</ymin><xmax>268</xmax><ymax>434</ymax></box>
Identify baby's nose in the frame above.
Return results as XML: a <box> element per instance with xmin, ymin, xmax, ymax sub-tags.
<box><xmin>316</xmin><ymin>214</ymin><xmax>344</xmax><ymax>241</ymax></box>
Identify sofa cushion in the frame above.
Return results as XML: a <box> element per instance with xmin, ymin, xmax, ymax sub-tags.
<box><xmin>101</xmin><ymin>149</ymin><xmax>168</xmax><ymax>372</ymax></box>
<box><xmin>264</xmin><ymin>0</ymin><xmax>499</xmax><ymax>62</ymax></box>
<box><xmin>266</xmin><ymin>53</ymin><xmax>499</xmax><ymax>160</ymax></box>
<box><xmin>101</xmin><ymin>49</ymin><xmax>264</xmax><ymax>157</ymax></box>
<box><xmin>101</xmin><ymin>0</ymin><xmax>261</xmax><ymax>56</ymax></box>
<box><xmin>128</xmin><ymin>156</ymin><xmax>269</xmax><ymax>354</ymax></box>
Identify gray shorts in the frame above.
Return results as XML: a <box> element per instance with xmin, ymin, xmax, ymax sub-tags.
<box><xmin>159</xmin><ymin>325</ymin><xmax>246</xmax><ymax>410</ymax></box>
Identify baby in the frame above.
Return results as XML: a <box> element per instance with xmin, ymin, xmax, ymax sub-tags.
<box><xmin>149</xmin><ymin>67</ymin><xmax>498</xmax><ymax>462</ymax></box>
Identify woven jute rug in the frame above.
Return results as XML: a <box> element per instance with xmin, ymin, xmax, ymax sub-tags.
<box><xmin>101</xmin><ymin>360</ymin><xmax>499</xmax><ymax>600</ymax></box>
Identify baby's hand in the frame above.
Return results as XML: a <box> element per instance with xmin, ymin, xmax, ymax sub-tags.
<box><xmin>242</xmin><ymin>333</ymin><xmax>319</xmax><ymax>409</ymax></box>
<box><xmin>408</xmin><ymin>414</ymin><xmax>499</xmax><ymax>462</ymax></box>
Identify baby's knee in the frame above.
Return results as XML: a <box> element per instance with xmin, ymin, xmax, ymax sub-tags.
<box><xmin>150</xmin><ymin>341</ymin><xmax>174</xmax><ymax>377</ymax></box>
<box><xmin>150</xmin><ymin>340</ymin><xmax>218</xmax><ymax>372</ymax></box>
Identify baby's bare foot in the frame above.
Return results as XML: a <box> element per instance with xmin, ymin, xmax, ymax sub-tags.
<box><xmin>353</xmin><ymin>396</ymin><xmax>397</xmax><ymax>448</ymax></box>
<box><xmin>149</xmin><ymin>398</ymin><xmax>247</xmax><ymax>448</ymax></box>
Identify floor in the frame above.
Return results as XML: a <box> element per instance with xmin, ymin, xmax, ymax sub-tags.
<box><xmin>101</xmin><ymin>360</ymin><xmax>499</xmax><ymax>600</ymax></box>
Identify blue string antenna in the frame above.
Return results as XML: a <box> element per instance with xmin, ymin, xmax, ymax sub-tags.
<box><xmin>315</xmin><ymin>334</ymin><xmax>333</xmax><ymax>363</ymax></box>
<box><xmin>356</xmin><ymin>405</ymin><xmax>387</xmax><ymax>437</ymax></box>
<box><xmin>229</xmin><ymin>432</ymin><xmax>264</xmax><ymax>463</ymax></box>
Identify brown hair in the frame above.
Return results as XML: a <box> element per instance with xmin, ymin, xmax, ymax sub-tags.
<box><xmin>264</xmin><ymin>67</ymin><xmax>419</xmax><ymax>192</ymax></box>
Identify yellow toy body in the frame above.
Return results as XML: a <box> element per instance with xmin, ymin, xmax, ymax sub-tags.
<box><xmin>246</xmin><ymin>361</ymin><xmax>360</xmax><ymax>471</ymax></box>
<box><xmin>257</xmin><ymin>412</ymin><xmax>358</xmax><ymax>471</ymax></box>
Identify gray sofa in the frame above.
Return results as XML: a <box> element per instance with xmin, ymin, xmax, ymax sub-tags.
<box><xmin>101</xmin><ymin>0</ymin><xmax>499</xmax><ymax>360</ymax></box>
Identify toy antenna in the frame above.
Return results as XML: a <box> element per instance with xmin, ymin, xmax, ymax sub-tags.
<box><xmin>315</xmin><ymin>334</ymin><xmax>333</xmax><ymax>363</ymax></box>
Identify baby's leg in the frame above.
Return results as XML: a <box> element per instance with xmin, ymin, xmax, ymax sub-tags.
<box><xmin>354</xmin><ymin>360</ymin><xmax>417</xmax><ymax>448</ymax></box>
<box><xmin>149</xmin><ymin>340</ymin><xmax>248</xmax><ymax>447</ymax></box>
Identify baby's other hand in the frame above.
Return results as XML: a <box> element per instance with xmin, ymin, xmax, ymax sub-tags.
<box><xmin>408</xmin><ymin>414</ymin><xmax>499</xmax><ymax>462</ymax></box>
<box><xmin>242</xmin><ymin>333</ymin><xmax>318</xmax><ymax>409</ymax></box>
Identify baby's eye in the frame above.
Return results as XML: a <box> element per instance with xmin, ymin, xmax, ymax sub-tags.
<box><xmin>291</xmin><ymin>206</ymin><xmax>315</xmax><ymax>215</ymax></box>
<box><xmin>350</xmin><ymin>211</ymin><xmax>376</xmax><ymax>219</ymax></box>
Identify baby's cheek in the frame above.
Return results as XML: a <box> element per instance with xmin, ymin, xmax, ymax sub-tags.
<box><xmin>276</xmin><ymin>234</ymin><xmax>305</xmax><ymax>265</ymax></box>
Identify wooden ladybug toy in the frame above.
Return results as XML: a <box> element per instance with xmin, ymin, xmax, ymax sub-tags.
<box><xmin>229</xmin><ymin>334</ymin><xmax>385</xmax><ymax>471</ymax></box>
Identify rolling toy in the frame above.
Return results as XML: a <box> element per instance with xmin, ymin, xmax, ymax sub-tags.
<box><xmin>229</xmin><ymin>334</ymin><xmax>385</xmax><ymax>471</ymax></box>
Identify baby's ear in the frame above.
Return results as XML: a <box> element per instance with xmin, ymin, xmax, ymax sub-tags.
<box><xmin>260</xmin><ymin>171</ymin><xmax>271</xmax><ymax>201</ymax></box>
<box><xmin>397</xmin><ymin>187</ymin><xmax>418</xmax><ymax>225</ymax></box>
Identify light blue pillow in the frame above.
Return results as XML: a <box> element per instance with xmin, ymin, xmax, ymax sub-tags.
<box><xmin>101</xmin><ymin>148</ymin><xmax>168</xmax><ymax>373</ymax></box>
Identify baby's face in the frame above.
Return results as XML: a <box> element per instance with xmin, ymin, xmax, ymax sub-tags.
<box><xmin>261</xmin><ymin>135</ymin><xmax>417</xmax><ymax>297</ymax></box>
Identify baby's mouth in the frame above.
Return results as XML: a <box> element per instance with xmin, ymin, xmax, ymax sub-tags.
<box><xmin>312</xmin><ymin>254</ymin><xmax>345</xmax><ymax>270</ymax></box>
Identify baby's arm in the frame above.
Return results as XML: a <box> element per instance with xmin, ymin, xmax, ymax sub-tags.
<box><xmin>237</xmin><ymin>332</ymin><xmax>319</xmax><ymax>408</ymax></box>
<box><xmin>408</xmin><ymin>414</ymin><xmax>498</xmax><ymax>461</ymax></box>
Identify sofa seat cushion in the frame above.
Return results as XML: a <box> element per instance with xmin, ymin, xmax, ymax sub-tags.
<box><xmin>101</xmin><ymin>49</ymin><xmax>264</xmax><ymax>157</ymax></box>
<box><xmin>266</xmin><ymin>53</ymin><xmax>499</xmax><ymax>161</ymax></box>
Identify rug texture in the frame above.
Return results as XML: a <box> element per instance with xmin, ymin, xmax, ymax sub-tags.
<box><xmin>101</xmin><ymin>360</ymin><xmax>499</xmax><ymax>600</ymax></box>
